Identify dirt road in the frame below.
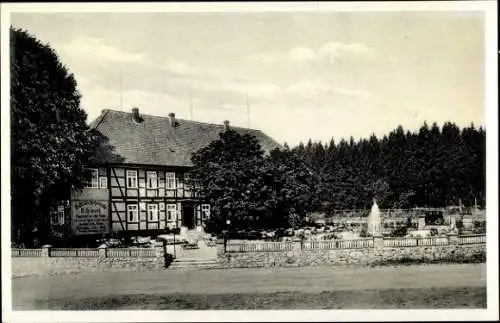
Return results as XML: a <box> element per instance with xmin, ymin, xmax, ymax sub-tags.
<box><xmin>12</xmin><ymin>263</ymin><xmax>486</xmax><ymax>309</ymax></box>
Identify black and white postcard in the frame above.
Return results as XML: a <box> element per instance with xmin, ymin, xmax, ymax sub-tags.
<box><xmin>1</xmin><ymin>1</ymin><xmax>498</xmax><ymax>322</ymax></box>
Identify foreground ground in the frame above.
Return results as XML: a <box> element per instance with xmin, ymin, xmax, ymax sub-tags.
<box><xmin>12</xmin><ymin>263</ymin><xmax>486</xmax><ymax>310</ymax></box>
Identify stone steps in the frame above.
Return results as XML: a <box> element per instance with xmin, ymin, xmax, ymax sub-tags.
<box><xmin>168</xmin><ymin>258</ymin><xmax>219</xmax><ymax>270</ymax></box>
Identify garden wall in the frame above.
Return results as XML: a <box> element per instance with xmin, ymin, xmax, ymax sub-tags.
<box><xmin>11</xmin><ymin>244</ymin><xmax>167</xmax><ymax>278</ymax></box>
<box><xmin>218</xmin><ymin>235</ymin><xmax>486</xmax><ymax>268</ymax></box>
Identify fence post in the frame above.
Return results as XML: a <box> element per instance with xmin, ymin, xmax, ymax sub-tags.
<box><xmin>294</xmin><ymin>240</ymin><xmax>302</xmax><ymax>252</ymax></box>
<box><xmin>373</xmin><ymin>235</ymin><xmax>384</xmax><ymax>249</ymax></box>
<box><xmin>449</xmin><ymin>214</ymin><xmax>457</xmax><ymax>227</ymax></box>
<box><xmin>417</xmin><ymin>216</ymin><xmax>426</xmax><ymax>230</ymax></box>
<box><xmin>447</xmin><ymin>232</ymin><xmax>459</xmax><ymax>245</ymax></box>
<box><xmin>41</xmin><ymin>244</ymin><xmax>52</xmax><ymax>257</ymax></box>
<box><xmin>154</xmin><ymin>241</ymin><xmax>166</xmax><ymax>269</ymax></box>
<box><xmin>223</xmin><ymin>230</ymin><xmax>227</xmax><ymax>253</ymax></box>
<box><xmin>98</xmin><ymin>244</ymin><xmax>107</xmax><ymax>259</ymax></box>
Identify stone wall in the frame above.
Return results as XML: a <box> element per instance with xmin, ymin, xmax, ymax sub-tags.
<box><xmin>217</xmin><ymin>243</ymin><xmax>486</xmax><ymax>268</ymax></box>
<box><xmin>12</xmin><ymin>244</ymin><xmax>167</xmax><ymax>278</ymax></box>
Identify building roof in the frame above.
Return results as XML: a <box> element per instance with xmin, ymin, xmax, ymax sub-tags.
<box><xmin>89</xmin><ymin>109</ymin><xmax>283</xmax><ymax>167</ymax></box>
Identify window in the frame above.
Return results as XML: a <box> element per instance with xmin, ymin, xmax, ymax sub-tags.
<box><xmin>57</xmin><ymin>206</ymin><xmax>65</xmax><ymax>224</ymax></box>
<box><xmin>50</xmin><ymin>211</ymin><xmax>58</xmax><ymax>225</ymax></box>
<box><xmin>166</xmin><ymin>204</ymin><xmax>176</xmax><ymax>221</ymax></box>
<box><xmin>184</xmin><ymin>173</ymin><xmax>193</xmax><ymax>189</ymax></box>
<box><xmin>148</xmin><ymin>204</ymin><xmax>158</xmax><ymax>221</ymax></box>
<box><xmin>165</xmin><ymin>172</ymin><xmax>176</xmax><ymax>189</ymax></box>
<box><xmin>201</xmin><ymin>204</ymin><xmax>210</xmax><ymax>219</ymax></box>
<box><xmin>127</xmin><ymin>170</ymin><xmax>138</xmax><ymax>188</ymax></box>
<box><xmin>84</xmin><ymin>168</ymin><xmax>99</xmax><ymax>188</ymax></box>
<box><xmin>147</xmin><ymin>171</ymin><xmax>158</xmax><ymax>189</ymax></box>
<box><xmin>99</xmin><ymin>177</ymin><xmax>108</xmax><ymax>189</ymax></box>
<box><xmin>127</xmin><ymin>204</ymin><xmax>139</xmax><ymax>222</ymax></box>
<box><xmin>50</xmin><ymin>205</ymin><xmax>65</xmax><ymax>225</ymax></box>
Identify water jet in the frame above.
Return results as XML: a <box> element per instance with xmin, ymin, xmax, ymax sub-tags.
<box><xmin>367</xmin><ymin>199</ymin><xmax>382</xmax><ymax>236</ymax></box>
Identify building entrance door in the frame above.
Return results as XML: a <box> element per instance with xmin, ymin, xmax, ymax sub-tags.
<box><xmin>181</xmin><ymin>203</ymin><xmax>195</xmax><ymax>229</ymax></box>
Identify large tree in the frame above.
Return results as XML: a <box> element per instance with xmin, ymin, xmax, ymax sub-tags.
<box><xmin>189</xmin><ymin>130</ymin><xmax>316</xmax><ymax>233</ymax></box>
<box><xmin>189</xmin><ymin>130</ymin><xmax>266</xmax><ymax>233</ymax></box>
<box><xmin>260</xmin><ymin>148</ymin><xmax>319</xmax><ymax>229</ymax></box>
<box><xmin>10</xmin><ymin>28</ymin><xmax>95</xmax><ymax>245</ymax></box>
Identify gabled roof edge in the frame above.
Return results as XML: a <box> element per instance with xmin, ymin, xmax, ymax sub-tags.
<box><xmin>88</xmin><ymin>109</ymin><xmax>110</xmax><ymax>130</ymax></box>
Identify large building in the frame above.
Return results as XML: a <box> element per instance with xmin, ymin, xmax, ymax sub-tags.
<box><xmin>52</xmin><ymin>108</ymin><xmax>281</xmax><ymax>238</ymax></box>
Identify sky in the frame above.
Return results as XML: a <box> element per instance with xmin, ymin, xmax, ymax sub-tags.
<box><xmin>10</xmin><ymin>10</ymin><xmax>485</xmax><ymax>146</ymax></box>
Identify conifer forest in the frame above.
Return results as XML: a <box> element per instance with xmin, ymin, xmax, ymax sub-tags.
<box><xmin>290</xmin><ymin>122</ymin><xmax>485</xmax><ymax>213</ymax></box>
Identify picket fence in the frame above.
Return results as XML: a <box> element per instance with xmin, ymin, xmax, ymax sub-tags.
<box><xmin>302</xmin><ymin>238</ymin><xmax>374</xmax><ymax>250</ymax></box>
<box><xmin>11</xmin><ymin>248</ymin><xmax>42</xmax><ymax>257</ymax></box>
<box><xmin>458</xmin><ymin>234</ymin><xmax>487</xmax><ymax>245</ymax></box>
<box><xmin>106</xmin><ymin>248</ymin><xmax>156</xmax><ymax>257</ymax></box>
<box><xmin>11</xmin><ymin>234</ymin><xmax>486</xmax><ymax>256</ymax></box>
<box><xmin>226</xmin><ymin>234</ymin><xmax>486</xmax><ymax>252</ymax></box>
<box><xmin>383</xmin><ymin>236</ymin><xmax>449</xmax><ymax>247</ymax></box>
<box><xmin>226</xmin><ymin>242</ymin><xmax>294</xmax><ymax>253</ymax></box>
<box><xmin>50</xmin><ymin>248</ymin><xmax>100</xmax><ymax>257</ymax></box>
<box><xmin>11</xmin><ymin>247</ymin><xmax>156</xmax><ymax>258</ymax></box>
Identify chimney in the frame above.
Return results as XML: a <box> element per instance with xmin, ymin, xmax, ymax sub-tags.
<box><xmin>168</xmin><ymin>112</ymin><xmax>176</xmax><ymax>127</ymax></box>
<box><xmin>223</xmin><ymin>120</ymin><xmax>230</xmax><ymax>131</ymax></box>
<box><xmin>132</xmin><ymin>107</ymin><xmax>141</xmax><ymax>123</ymax></box>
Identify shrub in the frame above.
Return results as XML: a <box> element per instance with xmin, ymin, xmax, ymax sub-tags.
<box><xmin>165</xmin><ymin>254</ymin><xmax>175</xmax><ymax>267</ymax></box>
<box><xmin>390</xmin><ymin>226</ymin><xmax>408</xmax><ymax>237</ymax></box>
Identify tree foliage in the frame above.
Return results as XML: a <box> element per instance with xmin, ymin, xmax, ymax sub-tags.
<box><xmin>10</xmin><ymin>27</ymin><xmax>95</xmax><ymax>245</ymax></box>
<box><xmin>292</xmin><ymin>122</ymin><xmax>485</xmax><ymax>212</ymax></box>
<box><xmin>189</xmin><ymin>130</ymin><xmax>316</xmax><ymax>233</ymax></box>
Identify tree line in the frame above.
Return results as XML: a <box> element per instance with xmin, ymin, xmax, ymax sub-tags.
<box><xmin>290</xmin><ymin>122</ymin><xmax>486</xmax><ymax>213</ymax></box>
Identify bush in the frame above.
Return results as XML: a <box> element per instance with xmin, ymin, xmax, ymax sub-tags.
<box><xmin>473</xmin><ymin>221</ymin><xmax>486</xmax><ymax>234</ymax></box>
<box><xmin>165</xmin><ymin>253</ymin><xmax>175</xmax><ymax>267</ymax></box>
<box><xmin>11</xmin><ymin>241</ymin><xmax>26</xmax><ymax>249</ymax></box>
<box><xmin>324</xmin><ymin>233</ymin><xmax>338</xmax><ymax>240</ymax></box>
<box><xmin>170</xmin><ymin>228</ymin><xmax>181</xmax><ymax>235</ymax></box>
<box><xmin>390</xmin><ymin>226</ymin><xmax>408</xmax><ymax>237</ymax></box>
<box><xmin>285</xmin><ymin>255</ymin><xmax>298</xmax><ymax>264</ymax></box>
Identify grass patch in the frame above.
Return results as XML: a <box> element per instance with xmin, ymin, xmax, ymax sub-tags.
<box><xmin>31</xmin><ymin>287</ymin><xmax>486</xmax><ymax>310</ymax></box>
<box><xmin>370</xmin><ymin>251</ymin><xmax>486</xmax><ymax>267</ymax></box>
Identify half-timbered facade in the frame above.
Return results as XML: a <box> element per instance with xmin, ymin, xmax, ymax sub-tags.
<box><xmin>68</xmin><ymin>108</ymin><xmax>282</xmax><ymax>237</ymax></box>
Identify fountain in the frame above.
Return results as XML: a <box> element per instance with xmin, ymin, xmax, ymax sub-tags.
<box><xmin>367</xmin><ymin>199</ymin><xmax>382</xmax><ymax>236</ymax></box>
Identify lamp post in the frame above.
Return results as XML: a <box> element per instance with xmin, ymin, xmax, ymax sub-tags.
<box><xmin>224</xmin><ymin>219</ymin><xmax>231</xmax><ymax>252</ymax></box>
<box><xmin>173</xmin><ymin>228</ymin><xmax>176</xmax><ymax>258</ymax></box>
